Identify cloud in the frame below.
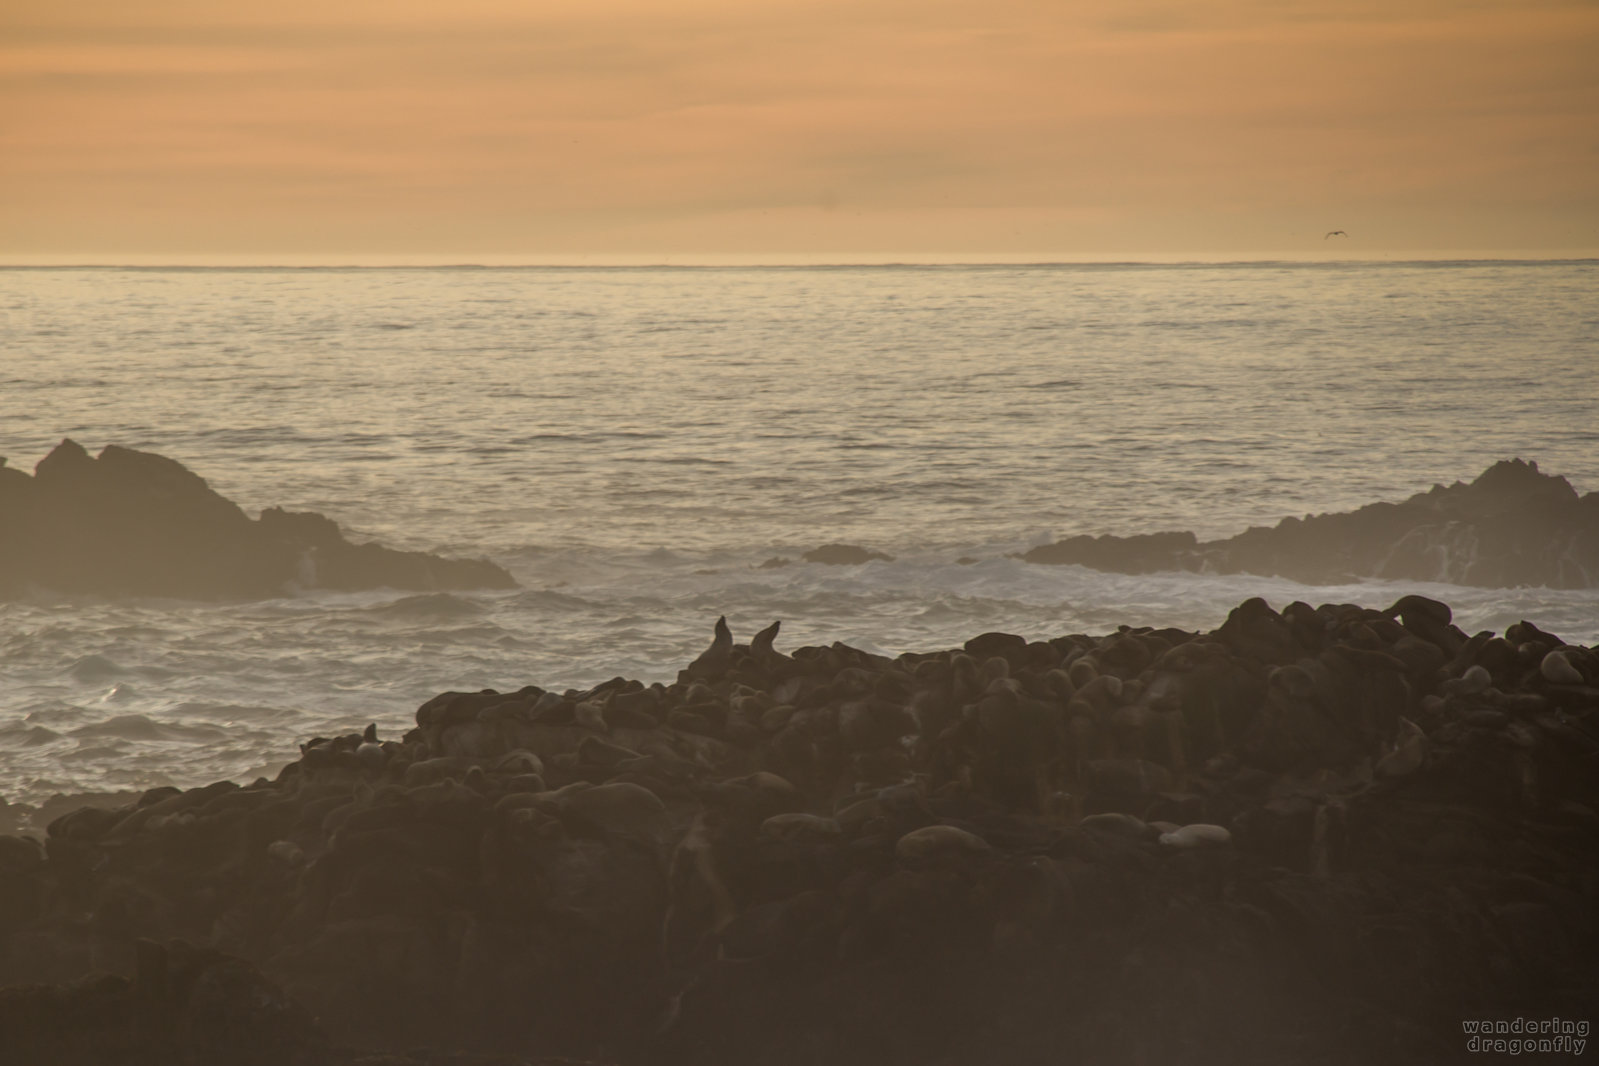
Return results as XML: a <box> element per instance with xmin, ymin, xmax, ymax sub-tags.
<box><xmin>1</xmin><ymin>0</ymin><xmax>1595</xmax><ymax>255</ymax></box>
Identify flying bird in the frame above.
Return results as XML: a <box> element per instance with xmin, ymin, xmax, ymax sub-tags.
<box><xmin>1324</xmin><ymin>230</ymin><xmax>1348</xmax><ymax>239</ymax></box>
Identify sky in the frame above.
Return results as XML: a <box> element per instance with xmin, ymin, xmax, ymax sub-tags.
<box><xmin>2</xmin><ymin>0</ymin><xmax>1596</xmax><ymax>261</ymax></box>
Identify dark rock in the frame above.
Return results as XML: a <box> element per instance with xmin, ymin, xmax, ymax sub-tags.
<box><xmin>1020</xmin><ymin>530</ymin><xmax>1199</xmax><ymax>571</ymax></box>
<box><xmin>801</xmin><ymin>543</ymin><xmax>895</xmax><ymax>565</ymax></box>
<box><xmin>1022</xmin><ymin>460</ymin><xmax>1599</xmax><ymax>588</ymax></box>
<box><xmin>0</xmin><ymin>440</ymin><xmax>515</xmax><ymax>600</ymax></box>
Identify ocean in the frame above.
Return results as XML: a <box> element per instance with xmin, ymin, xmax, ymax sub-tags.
<box><xmin>2</xmin><ymin>260</ymin><xmax>1597</xmax><ymax>806</ymax></box>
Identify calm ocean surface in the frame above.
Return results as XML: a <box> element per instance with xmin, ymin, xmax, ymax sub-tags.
<box><xmin>2</xmin><ymin>261</ymin><xmax>1597</xmax><ymax>804</ymax></box>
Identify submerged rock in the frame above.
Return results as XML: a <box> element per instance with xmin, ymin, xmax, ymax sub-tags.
<box><xmin>0</xmin><ymin>440</ymin><xmax>515</xmax><ymax>600</ymax></box>
<box><xmin>1022</xmin><ymin>459</ymin><xmax>1599</xmax><ymax>588</ymax></box>
<box><xmin>2</xmin><ymin>599</ymin><xmax>1596</xmax><ymax>1064</ymax></box>
<box><xmin>801</xmin><ymin>543</ymin><xmax>895</xmax><ymax>565</ymax></box>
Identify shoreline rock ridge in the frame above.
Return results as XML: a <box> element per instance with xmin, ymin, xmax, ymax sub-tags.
<box><xmin>0</xmin><ymin>439</ymin><xmax>516</xmax><ymax>599</ymax></box>
<box><xmin>1</xmin><ymin>599</ymin><xmax>1596</xmax><ymax>1064</ymax></box>
<box><xmin>1022</xmin><ymin>459</ymin><xmax>1599</xmax><ymax>587</ymax></box>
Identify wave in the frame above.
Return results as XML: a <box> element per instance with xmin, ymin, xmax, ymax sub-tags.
<box><xmin>361</xmin><ymin>592</ymin><xmax>488</xmax><ymax>620</ymax></box>
<box><xmin>0</xmin><ymin>723</ymin><xmax>63</xmax><ymax>749</ymax></box>
<box><xmin>66</xmin><ymin>654</ymin><xmax>122</xmax><ymax>681</ymax></box>
<box><xmin>68</xmin><ymin>714</ymin><xmax>228</xmax><ymax>743</ymax></box>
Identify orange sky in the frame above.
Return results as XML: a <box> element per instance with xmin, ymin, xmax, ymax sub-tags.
<box><xmin>2</xmin><ymin>0</ymin><xmax>1596</xmax><ymax>260</ymax></box>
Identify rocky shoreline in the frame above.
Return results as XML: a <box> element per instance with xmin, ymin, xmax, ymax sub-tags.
<box><xmin>0</xmin><ymin>440</ymin><xmax>515</xmax><ymax>600</ymax></box>
<box><xmin>2</xmin><ymin>597</ymin><xmax>1597</xmax><ymax>1064</ymax></box>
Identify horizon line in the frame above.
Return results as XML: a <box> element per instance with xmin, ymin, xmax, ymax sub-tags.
<box><xmin>3</xmin><ymin>250</ymin><xmax>1597</xmax><ymax>270</ymax></box>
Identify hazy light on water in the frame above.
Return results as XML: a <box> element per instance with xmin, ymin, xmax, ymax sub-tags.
<box><xmin>1</xmin><ymin>261</ymin><xmax>1596</xmax><ymax>803</ymax></box>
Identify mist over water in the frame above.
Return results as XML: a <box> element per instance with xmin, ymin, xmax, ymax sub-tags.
<box><xmin>2</xmin><ymin>261</ymin><xmax>1597</xmax><ymax>804</ymax></box>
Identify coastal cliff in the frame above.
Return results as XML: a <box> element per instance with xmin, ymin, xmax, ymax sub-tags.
<box><xmin>1</xmin><ymin>598</ymin><xmax>1596</xmax><ymax>1064</ymax></box>
<box><xmin>0</xmin><ymin>440</ymin><xmax>515</xmax><ymax>600</ymax></box>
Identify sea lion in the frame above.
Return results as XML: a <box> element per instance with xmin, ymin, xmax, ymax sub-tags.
<box><xmin>680</xmin><ymin>616</ymin><xmax>733</xmax><ymax>682</ymax></box>
<box><xmin>1066</xmin><ymin>657</ymin><xmax>1099</xmax><ymax>689</ymax></box>
<box><xmin>1541</xmin><ymin>649</ymin><xmax>1584</xmax><ymax>685</ymax></box>
<box><xmin>1376</xmin><ymin>717</ymin><xmax>1428</xmax><ymax>779</ymax></box>
<box><xmin>663</xmin><ymin>812</ymin><xmax>739</xmax><ymax>966</ymax></box>
<box><xmin>403</xmin><ymin>755</ymin><xmax>489</xmax><ymax>787</ymax></box>
<box><xmin>1075</xmin><ymin>673</ymin><xmax>1123</xmax><ymax>710</ymax></box>
<box><xmin>834</xmin><ymin>794</ymin><xmax>881</xmax><ymax>830</ymax></box>
<box><xmin>894</xmin><ymin>824</ymin><xmax>990</xmax><ymax>865</ymax></box>
<box><xmin>559</xmin><ymin>781</ymin><xmax>666</xmax><ymax>836</ymax></box>
<box><xmin>491</xmin><ymin>749</ymin><xmax>544</xmax><ymax>775</ymax></box>
<box><xmin>750</xmin><ymin>620</ymin><xmax>782</xmax><ymax>660</ymax></box>
<box><xmin>1078</xmin><ymin>812</ymin><xmax>1155</xmax><ymax>839</ymax></box>
<box><xmin>1157</xmin><ymin>823</ymin><xmax>1232</xmax><ymax>849</ymax></box>
<box><xmin>1384</xmin><ymin>594</ymin><xmax>1452</xmax><ymax>628</ymax></box>
<box><xmin>759</xmin><ymin>812</ymin><xmax>842</xmax><ymax>842</ymax></box>
<box><xmin>1441</xmin><ymin>664</ymin><xmax>1492</xmax><ymax>696</ymax></box>
<box><xmin>576</xmin><ymin>735</ymin><xmax>640</xmax><ymax>767</ymax></box>
<box><xmin>266</xmin><ymin>839</ymin><xmax>305</xmax><ymax>866</ymax></box>
<box><xmin>354</xmin><ymin>741</ymin><xmax>385</xmax><ymax>772</ymax></box>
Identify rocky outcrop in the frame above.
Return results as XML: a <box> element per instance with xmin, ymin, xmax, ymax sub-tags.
<box><xmin>801</xmin><ymin>544</ymin><xmax>895</xmax><ymax>565</ymax></box>
<box><xmin>2</xmin><ymin>601</ymin><xmax>1596</xmax><ymax>1064</ymax></box>
<box><xmin>0</xmin><ymin>441</ymin><xmax>515</xmax><ymax>599</ymax></box>
<box><xmin>1023</xmin><ymin>460</ymin><xmax>1599</xmax><ymax>588</ymax></box>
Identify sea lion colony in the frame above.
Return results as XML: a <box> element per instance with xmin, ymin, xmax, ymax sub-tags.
<box><xmin>2</xmin><ymin>596</ymin><xmax>1597</xmax><ymax>1065</ymax></box>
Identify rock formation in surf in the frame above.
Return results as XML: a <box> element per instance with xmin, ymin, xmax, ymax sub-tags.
<box><xmin>801</xmin><ymin>543</ymin><xmax>895</xmax><ymax>565</ymax></box>
<box><xmin>0</xmin><ymin>440</ymin><xmax>515</xmax><ymax>600</ymax></box>
<box><xmin>1023</xmin><ymin>459</ymin><xmax>1599</xmax><ymax>588</ymax></box>
<box><xmin>2</xmin><ymin>602</ymin><xmax>1596</xmax><ymax>1064</ymax></box>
